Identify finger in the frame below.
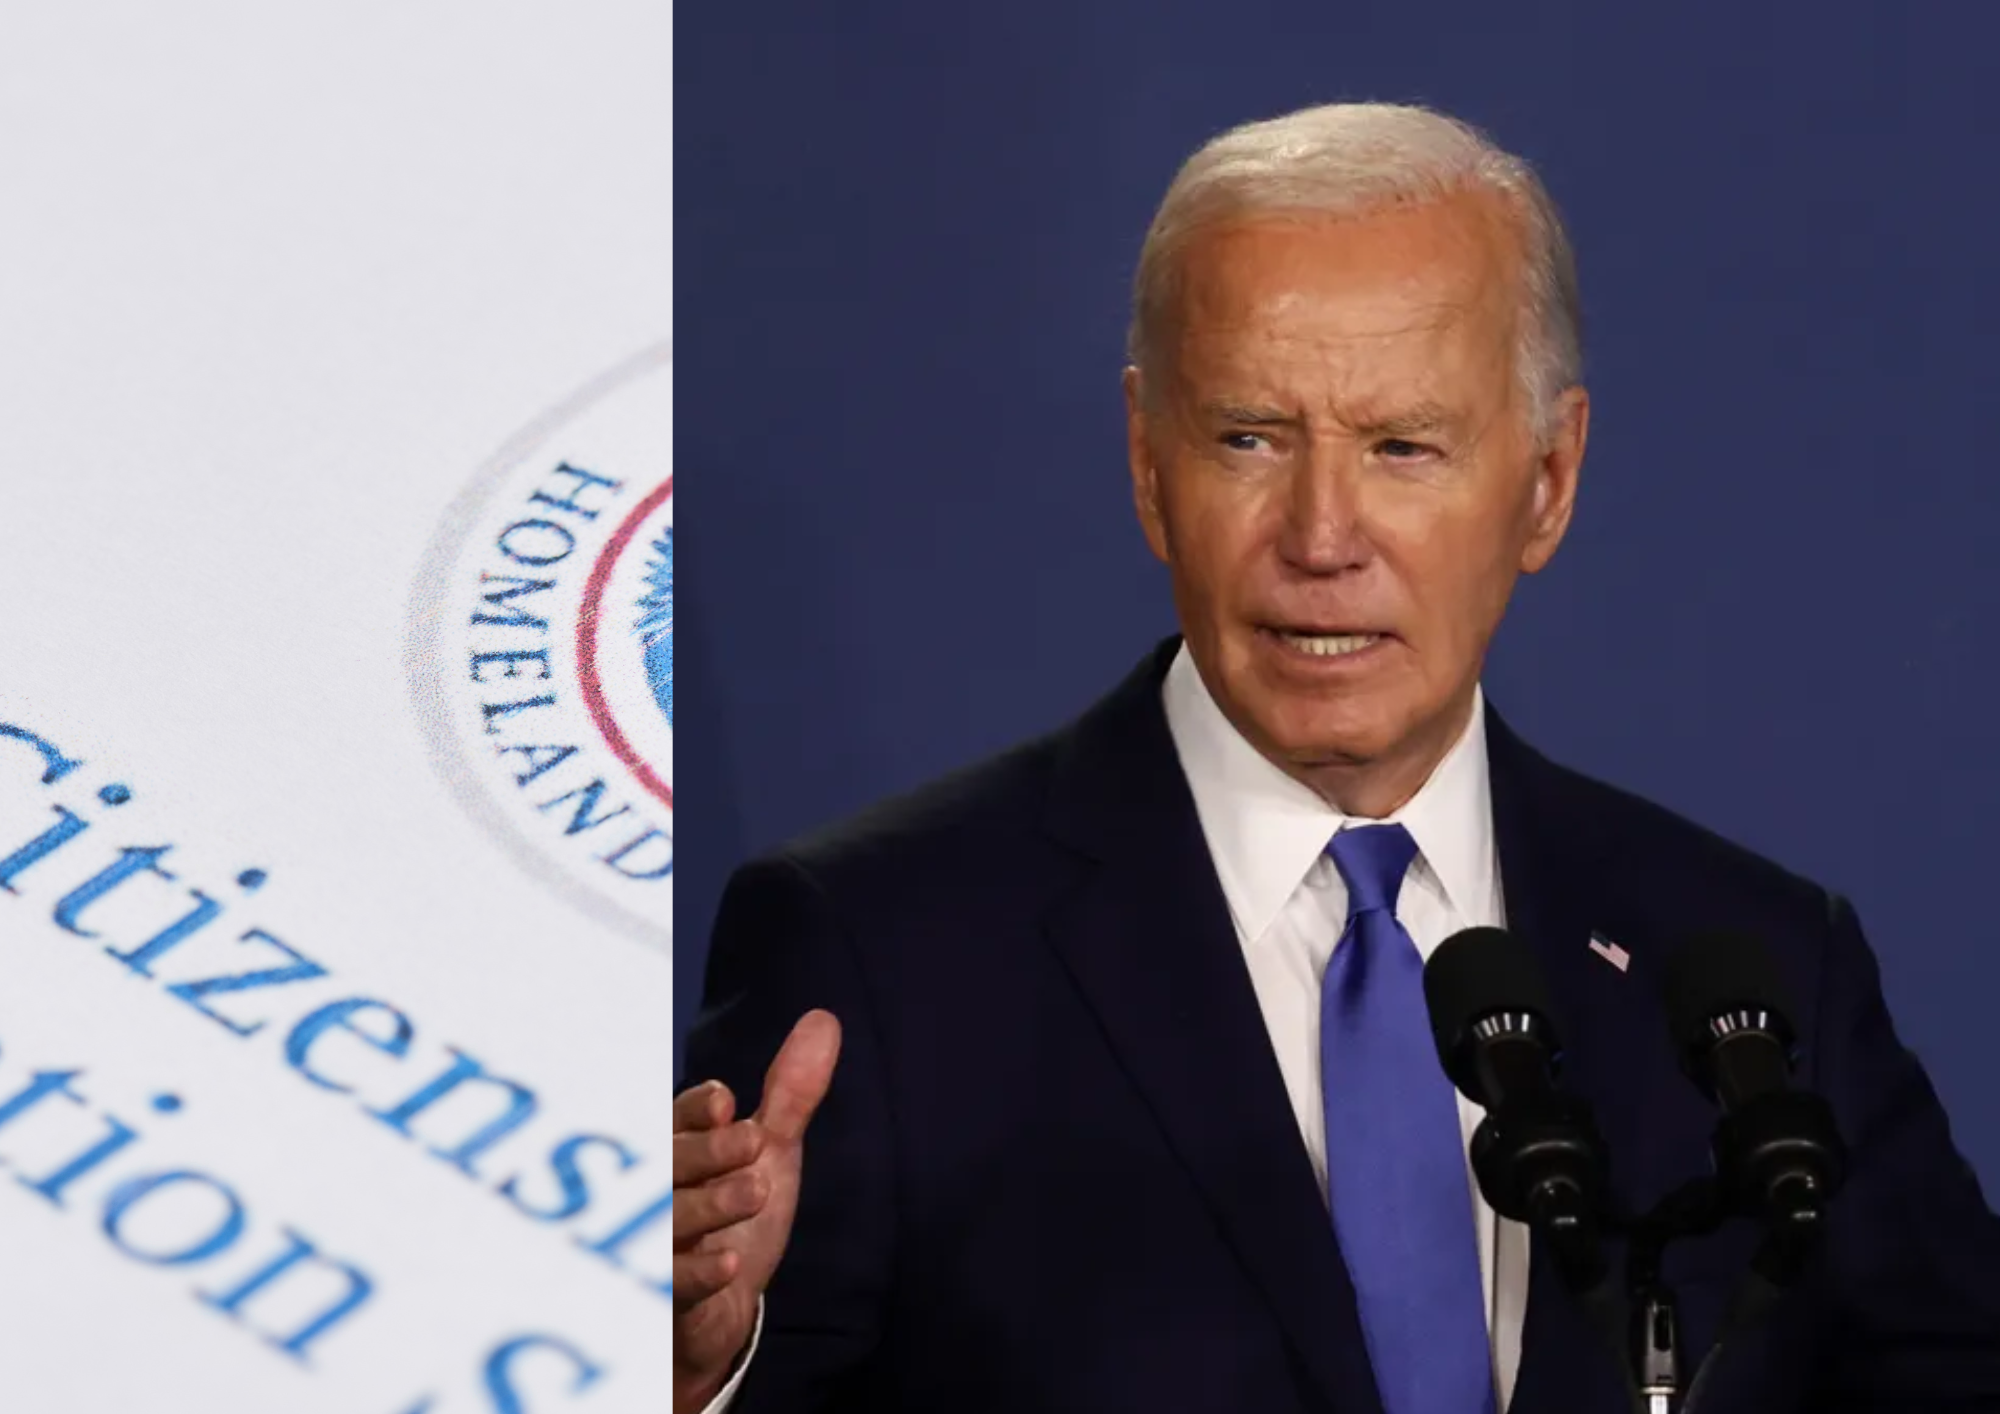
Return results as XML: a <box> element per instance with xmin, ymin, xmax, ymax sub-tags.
<box><xmin>755</xmin><ymin>1009</ymin><xmax>842</xmax><ymax>1142</ymax></box>
<box><xmin>672</xmin><ymin>1170</ymin><xmax>770</xmax><ymax>1248</ymax></box>
<box><xmin>673</xmin><ymin>1119</ymin><xmax>766</xmax><ymax>1188</ymax></box>
<box><xmin>673</xmin><ymin>1080</ymin><xmax>736</xmax><ymax>1132</ymax></box>
<box><xmin>672</xmin><ymin>1246</ymin><xmax>741</xmax><ymax>1311</ymax></box>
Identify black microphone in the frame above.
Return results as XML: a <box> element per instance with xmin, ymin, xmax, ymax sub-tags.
<box><xmin>1661</xmin><ymin>930</ymin><xmax>1846</xmax><ymax>1257</ymax></box>
<box><xmin>1424</xmin><ymin>926</ymin><xmax>1611</xmax><ymax>1284</ymax></box>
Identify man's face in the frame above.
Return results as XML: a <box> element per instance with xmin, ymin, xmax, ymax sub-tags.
<box><xmin>1126</xmin><ymin>195</ymin><xmax>1587</xmax><ymax>809</ymax></box>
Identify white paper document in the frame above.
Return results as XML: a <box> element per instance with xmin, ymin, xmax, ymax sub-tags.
<box><xmin>0</xmin><ymin>6</ymin><xmax>671</xmax><ymax>1410</ymax></box>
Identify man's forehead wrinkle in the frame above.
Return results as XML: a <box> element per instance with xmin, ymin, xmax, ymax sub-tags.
<box><xmin>1178</xmin><ymin>319</ymin><xmax>1475</xmax><ymax>409</ymax></box>
<box><xmin>1178</xmin><ymin>312</ymin><xmax>1467</xmax><ymax>379</ymax></box>
<box><xmin>1179</xmin><ymin>269</ymin><xmax>1493</xmax><ymax>364</ymax></box>
<box><xmin>1174</xmin><ymin>200</ymin><xmax>1524</xmax><ymax>340</ymax></box>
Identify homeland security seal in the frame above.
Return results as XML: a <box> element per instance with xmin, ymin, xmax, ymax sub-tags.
<box><xmin>408</xmin><ymin>346</ymin><xmax>672</xmax><ymax>951</ymax></box>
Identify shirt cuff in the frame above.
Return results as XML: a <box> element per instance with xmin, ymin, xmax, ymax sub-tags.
<box><xmin>697</xmin><ymin>1296</ymin><xmax>764</xmax><ymax>1414</ymax></box>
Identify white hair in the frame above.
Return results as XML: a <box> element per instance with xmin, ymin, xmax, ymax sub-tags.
<box><xmin>1128</xmin><ymin>102</ymin><xmax>1583</xmax><ymax>437</ymax></box>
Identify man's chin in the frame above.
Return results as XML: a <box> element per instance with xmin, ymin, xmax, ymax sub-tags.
<box><xmin>1254</xmin><ymin>712</ymin><xmax>1404</xmax><ymax>772</ymax></box>
<box><xmin>1275</xmin><ymin>736</ymin><xmax>1391</xmax><ymax>772</ymax></box>
<box><xmin>1207</xmin><ymin>660</ymin><xmax>1433</xmax><ymax>773</ymax></box>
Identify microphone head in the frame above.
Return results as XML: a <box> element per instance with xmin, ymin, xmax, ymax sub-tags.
<box><xmin>1423</xmin><ymin>926</ymin><xmax>1561</xmax><ymax>1095</ymax></box>
<box><xmin>1661</xmin><ymin>929</ymin><xmax>1798</xmax><ymax>1060</ymax></box>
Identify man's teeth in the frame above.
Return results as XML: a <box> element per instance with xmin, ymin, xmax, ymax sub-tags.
<box><xmin>1278</xmin><ymin>631</ymin><xmax>1380</xmax><ymax>657</ymax></box>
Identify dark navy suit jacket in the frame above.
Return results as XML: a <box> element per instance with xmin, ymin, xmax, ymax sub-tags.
<box><xmin>686</xmin><ymin>640</ymin><xmax>2000</xmax><ymax>1411</ymax></box>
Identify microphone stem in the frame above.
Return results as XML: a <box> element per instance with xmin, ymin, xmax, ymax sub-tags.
<box><xmin>1522</xmin><ymin>1181</ymin><xmax>1647</xmax><ymax>1414</ymax></box>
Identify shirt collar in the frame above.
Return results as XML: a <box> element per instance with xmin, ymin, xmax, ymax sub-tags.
<box><xmin>1161</xmin><ymin>642</ymin><xmax>1496</xmax><ymax>942</ymax></box>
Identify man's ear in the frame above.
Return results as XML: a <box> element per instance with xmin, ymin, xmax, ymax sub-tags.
<box><xmin>1520</xmin><ymin>385</ymin><xmax>1587</xmax><ymax>575</ymax></box>
<box><xmin>1125</xmin><ymin>366</ymin><xmax>1170</xmax><ymax>563</ymax></box>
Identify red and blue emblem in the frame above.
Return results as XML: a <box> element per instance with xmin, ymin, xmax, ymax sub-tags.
<box><xmin>412</xmin><ymin>348</ymin><xmax>673</xmax><ymax>950</ymax></box>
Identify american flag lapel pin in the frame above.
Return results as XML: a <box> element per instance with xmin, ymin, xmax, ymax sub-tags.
<box><xmin>1587</xmin><ymin>931</ymin><xmax>1631</xmax><ymax>973</ymax></box>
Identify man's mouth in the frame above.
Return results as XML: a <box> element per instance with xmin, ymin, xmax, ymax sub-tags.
<box><xmin>1265</xmin><ymin>628</ymin><xmax>1385</xmax><ymax>658</ymax></box>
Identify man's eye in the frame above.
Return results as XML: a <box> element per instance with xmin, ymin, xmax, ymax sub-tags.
<box><xmin>1220</xmin><ymin>432</ymin><xmax>1268</xmax><ymax>452</ymax></box>
<box><xmin>1377</xmin><ymin>438</ymin><xmax>1435</xmax><ymax>459</ymax></box>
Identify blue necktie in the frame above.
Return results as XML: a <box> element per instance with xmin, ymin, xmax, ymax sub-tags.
<box><xmin>1321</xmin><ymin>824</ymin><xmax>1495</xmax><ymax>1414</ymax></box>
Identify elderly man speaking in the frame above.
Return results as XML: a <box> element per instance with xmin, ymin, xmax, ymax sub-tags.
<box><xmin>671</xmin><ymin>103</ymin><xmax>2000</xmax><ymax>1413</ymax></box>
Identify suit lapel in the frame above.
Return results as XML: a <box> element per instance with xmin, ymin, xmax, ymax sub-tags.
<box><xmin>1486</xmin><ymin>706</ymin><xmax>1680</xmax><ymax>1411</ymax></box>
<box><xmin>1484</xmin><ymin>706</ymin><xmax>1625</xmax><ymax>1117</ymax></box>
<box><xmin>1041</xmin><ymin>642</ymin><xmax>1384</xmax><ymax>1414</ymax></box>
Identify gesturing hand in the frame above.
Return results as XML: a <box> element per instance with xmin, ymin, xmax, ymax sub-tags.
<box><xmin>673</xmin><ymin>1010</ymin><xmax>842</xmax><ymax>1413</ymax></box>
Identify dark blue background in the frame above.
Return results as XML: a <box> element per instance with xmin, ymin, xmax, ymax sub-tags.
<box><xmin>676</xmin><ymin>3</ymin><xmax>2000</xmax><ymax>1187</ymax></box>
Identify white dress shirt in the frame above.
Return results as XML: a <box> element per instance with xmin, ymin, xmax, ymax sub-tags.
<box><xmin>1162</xmin><ymin>644</ymin><xmax>1528</xmax><ymax>1410</ymax></box>
<box><xmin>702</xmin><ymin>645</ymin><xmax>1528</xmax><ymax>1412</ymax></box>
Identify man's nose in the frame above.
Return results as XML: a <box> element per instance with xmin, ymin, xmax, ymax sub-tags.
<box><xmin>1276</xmin><ymin>448</ymin><xmax>1370</xmax><ymax>574</ymax></box>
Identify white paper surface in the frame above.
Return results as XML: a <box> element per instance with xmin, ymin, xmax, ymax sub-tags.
<box><xmin>0</xmin><ymin>6</ymin><xmax>671</xmax><ymax>1410</ymax></box>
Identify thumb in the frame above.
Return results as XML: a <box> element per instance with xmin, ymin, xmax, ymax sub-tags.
<box><xmin>755</xmin><ymin>1009</ymin><xmax>842</xmax><ymax>1142</ymax></box>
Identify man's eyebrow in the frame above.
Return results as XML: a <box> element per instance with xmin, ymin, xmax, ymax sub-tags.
<box><xmin>1355</xmin><ymin>403</ymin><xmax>1459</xmax><ymax>437</ymax></box>
<box><xmin>1199</xmin><ymin>400</ymin><xmax>1297</xmax><ymax>424</ymax></box>
<box><xmin>1196</xmin><ymin>400</ymin><xmax>1464</xmax><ymax>435</ymax></box>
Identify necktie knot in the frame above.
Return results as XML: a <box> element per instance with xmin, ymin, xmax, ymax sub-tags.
<box><xmin>1327</xmin><ymin>822</ymin><xmax>1418</xmax><ymax>920</ymax></box>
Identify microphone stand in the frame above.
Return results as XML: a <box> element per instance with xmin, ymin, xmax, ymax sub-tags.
<box><xmin>1484</xmin><ymin>1134</ymin><xmax>1817</xmax><ymax>1414</ymax></box>
<box><xmin>1618</xmin><ymin>1180</ymin><xmax>1719</xmax><ymax>1414</ymax></box>
<box><xmin>1614</xmin><ymin>1161</ymin><xmax>1832</xmax><ymax>1414</ymax></box>
<box><xmin>1534</xmin><ymin>1176</ymin><xmax>1725</xmax><ymax>1414</ymax></box>
<box><xmin>1471</xmin><ymin>1105</ymin><xmax>1832</xmax><ymax>1413</ymax></box>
